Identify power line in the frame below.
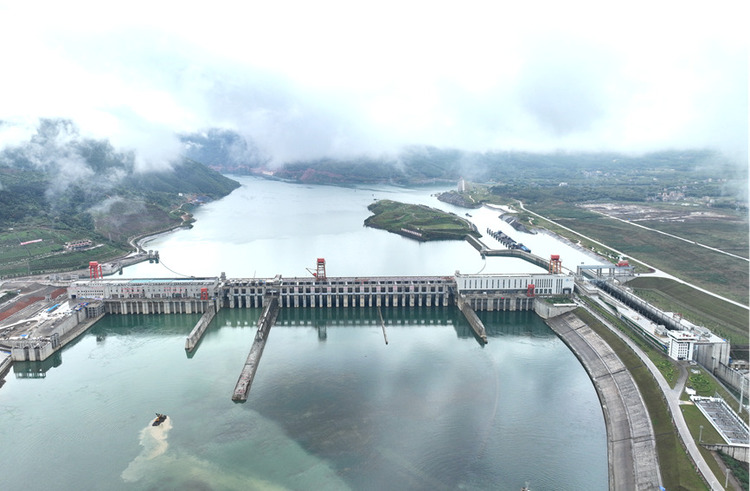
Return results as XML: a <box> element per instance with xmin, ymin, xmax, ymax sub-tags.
<box><xmin>156</xmin><ymin>259</ymin><xmax>194</xmax><ymax>278</ymax></box>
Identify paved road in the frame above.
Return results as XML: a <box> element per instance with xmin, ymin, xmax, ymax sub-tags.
<box><xmin>582</xmin><ymin>298</ymin><xmax>725</xmax><ymax>490</ymax></box>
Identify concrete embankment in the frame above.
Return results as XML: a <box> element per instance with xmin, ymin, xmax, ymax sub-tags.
<box><xmin>464</xmin><ymin>235</ymin><xmax>550</xmax><ymax>270</ymax></box>
<box><xmin>232</xmin><ymin>297</ymin><xmax>279</xmax><ymax>402</ymax></box>
<box><xmin>59</xmin><ymin>314</ymin><xmax>104</xmax><ymax>349</ymax></box>
<box><xmin>533</xmin><ymin>300</ymin><xmax>577</xmax><ymax>319</ymax></box>
<box><xmin>545</xmin><ymin>312</ymin><xmax>662</xmax><ymax>490</ymax></box>
<box><xmin>0</xmin><ymin>351</ymin><xmax>11</xmax><ymax>378</ymax></box>
<box><xmin>185</xmin><ymin>304</ymin><xmax>216</xmax><ymax>352</ymax></box>
<box><xmin>701</xmin><ymin>443</ymin><xmax>749</xmax><ymax>464</ymax></box>
<box><xmin>457</xmin><ymin>295</ymin><xmax>487</xmax><ymax>343</ymax></box>
<box><xmin>465</xmin><ymin>235</ymin><xmax>487</xmax><ymax>254</ymax></box>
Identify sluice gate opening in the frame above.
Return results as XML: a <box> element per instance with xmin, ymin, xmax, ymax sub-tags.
<box><xmin>103</xmin><ymin>299</ymin><xmax>211</xmax><ymax>315</ymax></box>
<box><xmin>460</xmin><ymin>295</ymin><xmax>536</xmax><ymax>312</ymax></box>
<box><xmin>62</xmin><ymin>273</ymin><xmax>576</xmax><ymax>403</ymax></box>
<box><xmin>68</xmin><ymin>273</ymin><xmax>574</xmax><ymax>314</ymax></box>
<box><xmin>222</xmin><ymin>276</ymin><xmax>458</xmax><ymax>310</ymax></box>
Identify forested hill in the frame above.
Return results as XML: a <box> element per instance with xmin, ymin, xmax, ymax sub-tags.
<box><xmin>274</xmin><ymin>147</ymin><xmax>746</xmax><ymax>204</ymax></box>
<box><xmin>180</xmin><ymin>130</ymin><xmax>746</xmax><ymax>209</ymax></box>
<box><xmin>0</xmin><ymin>119</ymin><xmax>240</xmax><ymax>242</ymax></box>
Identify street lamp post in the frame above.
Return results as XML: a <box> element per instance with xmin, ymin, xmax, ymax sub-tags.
<box><xmin>699</xmin><ymin>425</ymin><xmax>703</xmax><ymax>443</ymax></box>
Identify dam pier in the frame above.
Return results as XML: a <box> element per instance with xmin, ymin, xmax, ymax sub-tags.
<box><xmin>185</xmin><ymin>303</ymin><xmax>217</xmax><ymax>352</ymax></box>
<box><xmin>67</xmin><ymin>272</ymin><xmax>572</xmax><ymax>344</ymax></box>
<box><xmin>6</xmin><ymin>264</ymin><xmax>739</xmax><ymax>490</ymax></box>
<box><xmin>232</xmin><ymin>296</ymin><xmax>279</xmax><ymax>401</ymax></box>
<box><xmin>62</xmin><ymin>272</ymin><xmax>575</xmax><ymax>400</ymax></box>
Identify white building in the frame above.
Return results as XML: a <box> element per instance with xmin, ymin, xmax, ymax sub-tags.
<box><xmin>666</xmin><ymin>312</ymin><xmax>730</xmax><ymax>367</ymax></box>
<box><xmin>455</xmin><ymin>273</ymin><xmax>574</xmax><ymax>296</ymax></box>
<box><xmin>667</xmin><ymin>330</ymin><xmax>698</xmax><ymax>361</ymax></box>
<box><xmin>614</xmin><ymin>303</ymin><xmax>730</xmax><ymax>363</ymax></box>
<box><xmin>68</xmin><ymin>278</ymin><xmax>219</xmax><ymax>300</ymax></box>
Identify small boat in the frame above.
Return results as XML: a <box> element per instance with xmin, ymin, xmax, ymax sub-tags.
<box><xmin>152</xmin><ymin>413</ymin><xmax>167</xmax><ymax>426</ymax></box>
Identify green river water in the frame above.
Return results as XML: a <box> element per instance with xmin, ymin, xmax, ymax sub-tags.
<box><xmin>0</xmin><ymin>177</ymin><xmax>608</xmax><ymax>490</ymax></box>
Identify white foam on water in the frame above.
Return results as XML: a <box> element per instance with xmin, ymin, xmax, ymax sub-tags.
<box><xmin>121</xmin><ymin>417</ymin><xmax>172</xmax><ymax>482</ymax></box>
<box><xmin>120</xmin><ymin>413</ymin><xmax>350</xmax><ymax>490</ymax></box>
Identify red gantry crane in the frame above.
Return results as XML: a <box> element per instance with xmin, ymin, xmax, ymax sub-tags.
<box><xmin>549</xmin><ymin>254</ymin><xmax>562</xmax><ymax>274</ymax></box>
<box><xmin>306</xmin><ymin>258</ymin><xmax>327</xmax><ymax>281</ymax></box>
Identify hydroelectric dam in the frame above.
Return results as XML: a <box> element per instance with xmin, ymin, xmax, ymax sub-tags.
<box><xmin>7</xmin><ymin>264</ymin><xmax>667</xmax><ymax>489</ymax></box>
<box><xmin>65</xmin><ymin>269</ymin><xmax>576</xmax><ymax>401</ymax></box>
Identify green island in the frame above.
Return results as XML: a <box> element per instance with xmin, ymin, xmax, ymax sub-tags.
<box><xmin>364</xmin><ymin>199</ymin><xmax>479</xmax><ymax>241</ymax></box>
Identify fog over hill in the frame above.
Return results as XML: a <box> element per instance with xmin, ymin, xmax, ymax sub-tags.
<box><xmin>177</xmin><ymin>128</ymin><xmax>747</xmax><ymax>206</ymax></box>
<box><xmin>0</xmin><ymin>119</ymin><xmax>239</xmax><ymax>231</ymax></box>
<box><xmin>1</xmin><ymin>119</ymin><xmax>745</xmax><ymax>221</ymax></box>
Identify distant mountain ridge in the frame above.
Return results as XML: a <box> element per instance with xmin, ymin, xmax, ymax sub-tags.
<box><xmin>179</xmin><ymin>130</ymin><xmax>747</xmax><ymax>204</ymax></box>
<box><xmin>3</xmin><ymin>122</ymin><xmax>745</xmax><ymax>233</ymax></box>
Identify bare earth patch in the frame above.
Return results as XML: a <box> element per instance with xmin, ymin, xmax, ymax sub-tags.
<box><xmin>580</xmin><ymin>203</ymin><xmax>741</xmax><ymax>223</ymax></box>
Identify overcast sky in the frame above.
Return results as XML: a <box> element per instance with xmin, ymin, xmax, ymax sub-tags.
<box><xmin>0</xmin><ymin>0</ymin><xmax>746</xmax><ymax>167</ymax></box>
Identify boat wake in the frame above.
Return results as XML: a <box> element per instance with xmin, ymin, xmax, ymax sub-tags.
<box><xmin>119</xmin><ymin>413</ymin><xmax>352</xmax><ymax>489</ymax></box>
<box><xmin>121</xmin><ymin>416</ymin><xmax>172</xmax><ymax>482</ymax></box>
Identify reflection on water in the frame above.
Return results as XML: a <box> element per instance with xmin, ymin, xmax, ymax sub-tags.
<box><xmin>1</xmin><ymin>178</ymin><xmax>610</xmax><ymax>489</ymax></box>
<box><xmin>244</xmin><ymin>308</ymin><xmax>607</xmax><ymax>490</ymax></box>
<box><xmin>0</xmin><ymin>308</ymin><xmax>607</xmax><ymax>490</ymax></box>
<box><xmin>480</xmin><ymin>310</ymin><xmax>558</xmax><ymax>337</ymax></box>
<box><xmin>11</xmin><ymin>350</ymin><xmax>63</xmax><ymax>377</ymax></box>
<box><xmin>93</xmin><ymin>313</ymin><xmax>202</xmax><ymax>335</ymax></box>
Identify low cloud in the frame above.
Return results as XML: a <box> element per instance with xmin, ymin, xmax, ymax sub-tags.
<box><xmin>0</xmin><ymin>120</ymin><xmax>93</xmax><ymax>198</ymax></box>
<box><xmin>0</xmin><ymin>119</ymin><xmax>179</xmax><ymax>203</ymax></box>
<box><xmin>0</xmin><ymin>1</ymin><xmax>745</xmax><ymax>168</ymax></box>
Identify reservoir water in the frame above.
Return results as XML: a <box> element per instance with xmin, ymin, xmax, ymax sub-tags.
<box><xmin>0</xmin><ymin>177</ymin><xmax>608</xmax><ymax>490</ymax></box>
<box><xmin>124</xmin><ymin>176</ymin><xmax>605</xmax><ymax>279</ymax></box>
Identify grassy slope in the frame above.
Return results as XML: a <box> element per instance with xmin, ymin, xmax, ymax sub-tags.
<box><xmin>0</xmin><ymin>155</ymin><xmax>240</xmax><ymax>278</ymax></box>
<box><xmin>579</xmin><ymin>296</ymin><xmax>680</xmax><ymax>386</ymax></box>
<box><xmin>626</xmin><ymin>276</ymin><xmax>749</xmax><ymax>347</ymax></box>
<box><xmin>0</xmin><ymin>228</ymin><xmax>127</xmax><ymax>277</ymax></box>
<box><xmin>92</xmin><ymin>200</ymin><xmax>181</xmax><ymax>244</ymax></box>
<box><xmin>638</xmin><ymin>216</ymin><xmax>749</xmax><ymax>259</ymax></box>
<box><xmin>529</xmin><ymin>202</ymin><xmax>748</xmax><ymax>304</ymax></box>
<box><xmin>573</xmin><ymin>307</ymin><xmax>711</xmax><ymax>490</ymax></box>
